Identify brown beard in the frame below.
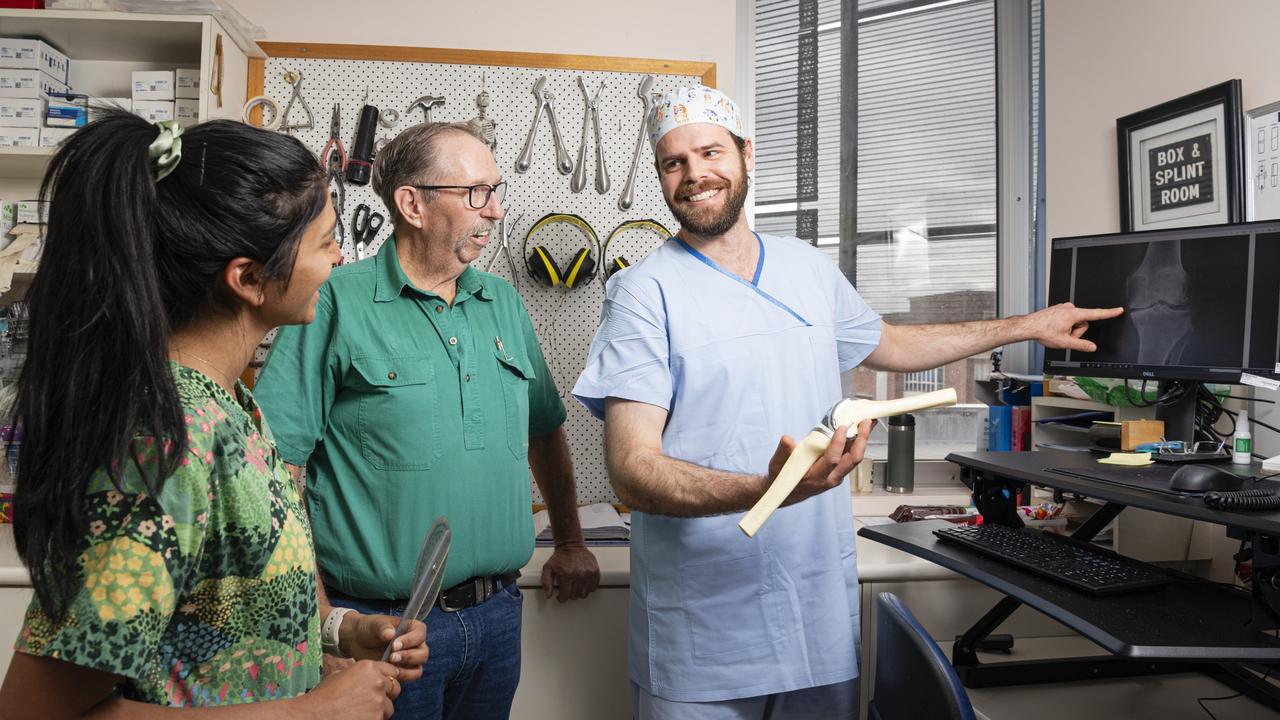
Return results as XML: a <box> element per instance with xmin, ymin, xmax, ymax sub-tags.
<box><xmin>668</xmin><ymin>158</ymin><xmax>749</xmax><ymax>237</ymax></box>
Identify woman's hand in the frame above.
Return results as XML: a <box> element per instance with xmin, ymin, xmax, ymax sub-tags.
<box><xmin>342</xmin><ymin>613</ymin><xmax>429</xmax><ymax>682</ymax></box>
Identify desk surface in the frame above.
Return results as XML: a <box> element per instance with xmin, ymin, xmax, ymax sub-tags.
<box><xmin>960</xmin><ymin>636</ymin><xmax>1280</xmax><ymax>720</ymax></box>
<box><xmin>858</xmin><ymin>519</ymin><xmax>1280</xmax><ymax>662</ymax></box>
<box><xmin>948</xmin><ymin>450</ymin><xmax>1280</xmax><ymax>535</ymax></box>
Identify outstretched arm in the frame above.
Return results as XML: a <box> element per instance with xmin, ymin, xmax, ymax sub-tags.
<box><xmin>863</xmin><ymin>303</ymin><xmax>1124</xmax><ymax>373</ymax></box>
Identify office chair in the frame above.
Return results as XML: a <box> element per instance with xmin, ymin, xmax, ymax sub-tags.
<box><xmin>867</xmin><ymin>592</ymin><xmax>976</xmax><ymax>720</ymax></box>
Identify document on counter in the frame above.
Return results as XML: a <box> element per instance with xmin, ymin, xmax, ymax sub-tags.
<box><xmin>534</xmin><ymin>502</ymin><xmax>630</xmax><ymax>546</ymax></box>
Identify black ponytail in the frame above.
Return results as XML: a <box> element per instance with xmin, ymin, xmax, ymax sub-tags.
<box><xmin>13</xmin><ymin>110</ymin><xmax>327</xmax><ymax>619</ymax></box>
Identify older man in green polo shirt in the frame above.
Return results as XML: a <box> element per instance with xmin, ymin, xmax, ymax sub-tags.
<box><xmin>255</xmin><ymin>121</ymin><xmax>599</xmax><ymax>719</ymax></box>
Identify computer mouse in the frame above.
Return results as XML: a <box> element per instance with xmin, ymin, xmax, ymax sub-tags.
<box><xmin>1168</xmin><ymin>464</ymin><xmax>1244</xmax><ymax>493</ymax></box>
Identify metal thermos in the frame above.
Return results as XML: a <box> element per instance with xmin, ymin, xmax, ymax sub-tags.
<box><xmin>885</xmin><ymin>414</ymin><xmax>915</xmax><ymax>493</ymax></box>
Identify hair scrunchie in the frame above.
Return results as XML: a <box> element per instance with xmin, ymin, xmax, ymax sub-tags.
<box><xmin>148</xmin><ymin>120</ymin><xmax>184</xmax><ymax>182</ymax></box>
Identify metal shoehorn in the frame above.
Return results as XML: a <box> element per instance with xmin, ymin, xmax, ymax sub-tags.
<box><xmin>381</xmin><ymin>516</ymin><xmax>452</xmax><ymax>661</ymax></box>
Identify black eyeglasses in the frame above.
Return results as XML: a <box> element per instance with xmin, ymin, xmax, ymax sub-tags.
<box><xmin>413</xmin><ymin>181</ymin><xmax>507</xmax><ymax>209</ymax></box>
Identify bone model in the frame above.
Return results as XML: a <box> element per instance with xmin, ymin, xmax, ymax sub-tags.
<box><xmin>739</xmin><ymin>388</ymin><xmax>958</xmax><ymax>537</ymax></box>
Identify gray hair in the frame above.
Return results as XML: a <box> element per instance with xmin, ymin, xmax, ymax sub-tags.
<box><xmin>372</xmin><ymin>121</ymin><xmax>487</xmax><ymax>227</ymax></box>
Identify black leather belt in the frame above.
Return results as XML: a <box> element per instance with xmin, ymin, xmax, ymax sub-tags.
<box><xmin>324</xmin><ymin>570</ymin><xmax>521</xmax><ymax>614</ymax></box>
<box><xmin>438</xmin><ymin>571</ymin><xmax>520</xmax><ymax>612</ymax></box>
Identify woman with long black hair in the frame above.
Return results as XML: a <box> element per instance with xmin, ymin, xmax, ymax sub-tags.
<box><xmin>0</xmin><ymin>111</ymin><xmax>426</xmax><ymax>718</ymax></box>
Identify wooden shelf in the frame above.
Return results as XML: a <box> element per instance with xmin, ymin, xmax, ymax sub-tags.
<box><xmin>0</xmin><ymin>147</ymin><xmax>52</xmax><ymax>180</ymax></box>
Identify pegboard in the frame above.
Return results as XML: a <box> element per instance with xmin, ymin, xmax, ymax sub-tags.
<box><xmin>250</xmin><ymin>45</ymin><xmax>713</xmax><ymax>504</ymax></box>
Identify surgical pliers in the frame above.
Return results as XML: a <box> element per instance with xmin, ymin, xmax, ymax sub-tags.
<box><xmin>280</xmin><ymin>70</ymin><xmax>314</xmax><ymax>135</ymax></box>
<box><xmin>486</xmin><ymin>211</ymin><xmax>524</xmax><ymax>290</ymax></box>
<box><xmin>325</xmin><ymin>105</ymin><xmax>347</xmax><ymax>251</ymax></box>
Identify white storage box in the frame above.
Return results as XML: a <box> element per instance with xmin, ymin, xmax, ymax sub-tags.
<box><xmin>175</xmin><ymin>68</ymin><xmax>200</xmax><ymax>99</ymax></box>
<box><xmin>132</xmin><ymin>70</ymin><xmax>174</xmax><ymax>101</ymax></box>
<box><xmin>0</xmin><ymin>39</ymin><xmax>71</xmax><ymax>85</ymax></box>
<box><xmin>0</xmin><ymin>69</ymin><xmax>69</xmax><ymax>99</ymax></box>
<box><xmin>132</xmin><ymin>100</ymin><xmax>174</xmax><ymax>123</ymax></box>
<box><xmin>17</xmin><ymin>200</ymin><xmax>48</xmax><ymax>224</ymax></box>
<box><xmin>174</xmin><ymin>98</ymin><xmax>199</xmax><ymax>127</ymax></box>
<box><xmin>88</xmin><ymin>97</ymin><xmax>131</xmax><ymax>122</ymax></box>
<box><xmin>39</xmin><ymin>126</ymin><xmax>77</xmax><ymax>147</ymax></box>
<box><xmin>0</xmin><ymin>126</ymin><xmax>38</xmax><ymax>147</ymax></box>
<box><xmin>0</xmin><ymin>98</ymin><xmax>41</xmax><ymax>128</ymax></box>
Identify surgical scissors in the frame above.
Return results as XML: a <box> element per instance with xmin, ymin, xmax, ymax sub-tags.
<box><xmin>352</xmin><ymin>203</ymin><xmax>384</xmax><ymax>261</ymax></box>
<box><xmin>485</xmin><ymin>211</ymin><xmax>524</xmax><ymax>290</ymax></box>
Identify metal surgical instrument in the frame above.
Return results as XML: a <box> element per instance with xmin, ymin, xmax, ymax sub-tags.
<box><xmin>571</xmin><ymin>77</ymin><xmax>610</xmax><ymax>194</ymax></box>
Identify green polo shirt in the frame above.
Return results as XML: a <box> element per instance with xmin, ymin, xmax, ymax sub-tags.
<box><xmin>255</xmin><ymin>236</ymin><xmax>566</xmax><ymax>598</ymax></box>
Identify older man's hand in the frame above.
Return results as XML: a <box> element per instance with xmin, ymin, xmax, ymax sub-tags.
<box><xmin>541</xmin><ymin>541</ymin><xmax>601</xmax><ymax>602</ymax></box>
<box><xmin>1023</xmin><ymin>302</ymin><xmax>1123</xmax><ymax>352</ymax></box>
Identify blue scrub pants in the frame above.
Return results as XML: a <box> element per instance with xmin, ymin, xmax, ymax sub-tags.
<box><xmin>631</xmin><ymin>677</ymin><xmax>860</xmax><ymax>720</ymax></box>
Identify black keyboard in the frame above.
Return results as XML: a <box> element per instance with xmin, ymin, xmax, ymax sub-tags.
<box><xmin>933</xmin><ymin>523</ymin><xmax>1170</xmax><ymax>596</ymax></box>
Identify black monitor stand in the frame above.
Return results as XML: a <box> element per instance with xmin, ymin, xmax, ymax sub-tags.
<box><xmin>1155</xmin><ymin>380</ymin><xmax>1199</xmax><ymax>444</ymax></box>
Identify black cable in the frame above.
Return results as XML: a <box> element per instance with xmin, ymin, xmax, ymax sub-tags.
<box><xmin>1217</xmin><ymin>403</ymin><xmax>1280</xmax><ymax>436</ymax></box>
<box><xmin>1225</xmin><ymin>394</ymin><xmax>1276</xmax><ymax>404</ymax></box>
<box><xmin>1123</xmin><ymin>379</ymin><xmax>1155</xmax><ymax>407</ymax></box>
<box><xmin>1196</xmin><ymin>666</ymin><xmax>1273</xmax><ymax>719</ymax></box>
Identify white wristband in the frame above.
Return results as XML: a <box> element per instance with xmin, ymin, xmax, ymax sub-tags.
<box><xmin>322</xmin><ymin>607</ymin><xmax>357</xmax><ymax>658</ymax></box>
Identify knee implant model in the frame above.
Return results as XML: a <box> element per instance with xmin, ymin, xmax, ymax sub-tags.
<box><xmin>739</xmin><ymin>388</ymin><xmax>958</xmax><ymax>537</ymax></box>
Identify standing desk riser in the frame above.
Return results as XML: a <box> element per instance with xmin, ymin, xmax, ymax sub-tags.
<box><xmin>856</xmin><ymin>449</ymin><xmax>1280</xmax><ymax>710</ymax></box>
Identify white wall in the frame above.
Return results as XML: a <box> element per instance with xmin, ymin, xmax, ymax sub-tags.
<box><xmin>1044</xmin><ymin>0</ymin><xmax>1280</xmax><ymax>239</ymax></box>
<box><xmin>230</xmin><ymin>0</ymin><xmax>741</xmax><ymax>99</ymax></box>
<box><xmin>1045</xmin><ymin>0</ymin><xmax>1280</xmax><ymax>456</ymax></box>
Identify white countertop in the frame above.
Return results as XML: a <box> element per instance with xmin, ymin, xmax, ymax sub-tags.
<box><xmin>0</xmin><ymin>486</ymin><xmax>974</xmax><ymax>589</ymax></box>
<box><xmin>521</xmin><ymin>485</ymin><xmax>973</xmax><ymax>588</ymax></box>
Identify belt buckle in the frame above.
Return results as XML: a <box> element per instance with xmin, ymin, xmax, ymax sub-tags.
<box><xmin>440</xmin><ymin>591</ymin><xmax>466</xmax><ymax>613</ymax></box>
<box><xmin>439</xmin><ymin>576</ymin><xmax>495</xmax><ymax>613</ymax></box>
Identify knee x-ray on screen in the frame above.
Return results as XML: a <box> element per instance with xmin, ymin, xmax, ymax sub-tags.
<box><xmin>1044</xmin><ymin>222</ymin><xmax>1280</xmax><ymax>382</ymax></box>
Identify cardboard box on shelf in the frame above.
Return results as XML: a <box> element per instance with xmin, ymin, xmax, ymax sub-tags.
<box><xmin>39</xmin><ymin>126</ymin><xmax>76</xmax><ymax>147</ymax></box>
<box><xmin>0</xmin><ymin>38</ymin><xmax>71</xmax><ymax>84</ymax></box>
<box><xmin>45</xmin><ymin>98</ymin><xmax>86</xmax><ymax>127</ymax></box>
<box><xmin>0</xmin><ymin>125</ymin><xmax>38</xmax><ymax>147</ymax></box>
<box><xmin>133</xmin><ymin>100</ymin><xmax>174</xmax><ymax>123</ymax></box>
<box><xmin>0</xmin><ymin>68</ymin><xmax>69</xmax><ymax>99</ymax></box>
<box><xmin>0</xmin><ymin>98</ymin><xmax>41</xmax><ymax>127</ymax></box>
<box><xmin>175</xmin><ymin>68</ymin><xmax>200</xmax><ymax>99</ymax></box>
<box><xmin>87</xmin><ymin>96</ymin><xmax>131</xmax><ymax>122</ymax></box>
<box><xmin>132</xmin><ymin>70</ymin><xmax>174</xmax><ymax>101</ymax></box>
<box><xmin>16</xmin><ymin>200</ymin><xmax>48</xmax><ymax>224</ymax></box>
<box><xmin>174</xmin><ymin>98</ymin><xmax>198</xmax><ymax>127</ymax></box>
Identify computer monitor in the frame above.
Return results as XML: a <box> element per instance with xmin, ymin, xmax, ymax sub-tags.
<box><xmin>1044</xmin><ymin>220</ymin><xmax>1280</xmax><ymax>440</ymax></box>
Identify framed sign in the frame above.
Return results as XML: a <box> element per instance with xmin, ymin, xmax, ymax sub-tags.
<box><xmin>1246</xmin><ymin>100</ymin><xmax>1280</xmax><ymax>220</ymax></box>
<box><xmin>1116</xmin><ymin>80</ymin><xmax>1243</xmax><ymax>232</ymax></box>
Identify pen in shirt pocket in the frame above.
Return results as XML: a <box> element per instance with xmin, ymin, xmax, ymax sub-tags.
<box><xmin>496</xmin><ymin>335</ymin><xmax>511</xmax><ymax>361</ymax></box>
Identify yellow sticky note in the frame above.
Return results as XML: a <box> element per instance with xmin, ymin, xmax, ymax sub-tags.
<box><xmin>1098</xmin><ymin>452</ymin><xmax>1153</xmax><ymax>467</ymax></box>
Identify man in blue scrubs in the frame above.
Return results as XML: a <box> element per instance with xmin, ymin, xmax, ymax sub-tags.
<box><xmin>573</xmin><ymin>86</ymin><xmax>1121</xmax><ymax>719</ymax></box>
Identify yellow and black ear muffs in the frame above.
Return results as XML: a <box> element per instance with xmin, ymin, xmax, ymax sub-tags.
<box><xmin>602</xmin><ymin>219</ymin><xmax>673</xmax><ymax>281</ymax></box>
<box><xmin>522</xmin><ymin>212</ymin><xmax>601</xmax><ymax>289</ymax></box>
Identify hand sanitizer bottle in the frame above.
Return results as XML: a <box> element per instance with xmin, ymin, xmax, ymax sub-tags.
<box><xmin>1232</xmin><ymin>411</ymin><xmax>1253</xmax><ymax>465</ymax></box>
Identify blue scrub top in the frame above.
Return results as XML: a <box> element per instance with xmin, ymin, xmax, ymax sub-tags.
<box><xmin>573</xmin><ymin>233</ymin><xmax>882</xmax><ymax>702</ymax></box>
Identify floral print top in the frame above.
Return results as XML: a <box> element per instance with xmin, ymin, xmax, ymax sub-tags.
<box><xmin>15</xmin><ymin>363</ymin><xmax>322</xmax><ymax>706</ymax></box>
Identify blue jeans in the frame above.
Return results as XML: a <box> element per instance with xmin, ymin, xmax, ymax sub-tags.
<box><xmin>331</xmin><ymin>580</ymin><xmax>524</xmax><ymax>720</ymax></box>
